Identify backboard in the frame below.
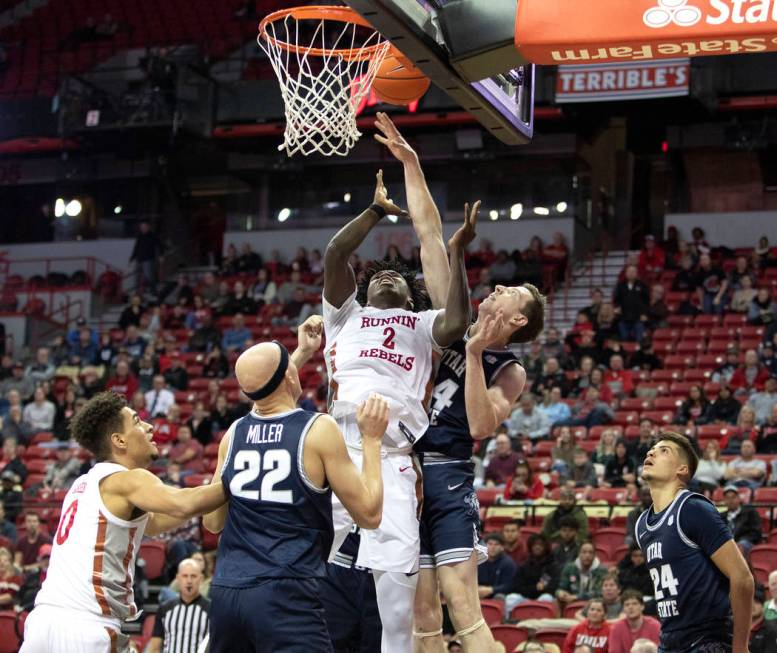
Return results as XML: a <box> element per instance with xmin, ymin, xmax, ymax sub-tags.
<box><xmin>344</xmin><ymin>0</ymin><xmax>534</xmax><ymax>145</ymax></box>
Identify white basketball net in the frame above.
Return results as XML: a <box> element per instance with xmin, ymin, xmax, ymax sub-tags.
<box><xmin>259</xmin><ymin>13</ymin><xmax>391</xmax><ymax>157</ymax></box>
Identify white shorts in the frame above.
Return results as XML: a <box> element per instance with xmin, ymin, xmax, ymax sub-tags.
<box><xmin>21</xmin><ymin>605</ymin><xmax>128</xmax><ymax>653</ymax></box>
<box><xmin>329</xmin><ymin>414</ymin><xmax>420</xmax><ymax>574</ymax></box>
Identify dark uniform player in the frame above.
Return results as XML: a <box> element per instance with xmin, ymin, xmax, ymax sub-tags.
<box><xmin>638</xmin><ymin>431</ymin><xmax>754</xmax><ymax>653</ymax></box>
<box><xmin>202</xmin><ymin>340</ymin><xmax>388</xmax><ymax>653</ymax></box>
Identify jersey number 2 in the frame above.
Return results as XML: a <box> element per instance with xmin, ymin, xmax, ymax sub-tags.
<box><xmin>382</xmin><ymin>327</ymin><xmax>396</xmax><ymax>350</ymax></box>
<box><xmin>230</xmin><ymin>450</ymin><xmax>293</xmax><ymax>503</ymax></box>
<box><xmin>649</xmin><ymin>563</ymin><xmax>680</xmax><ymax>600</ymax></box>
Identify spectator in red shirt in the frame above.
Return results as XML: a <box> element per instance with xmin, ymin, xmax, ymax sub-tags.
<box><xmin>504</xmin><ymin>460</ymin><xmax>545</xmax><ymax>501</ymax></box>
<box><xmin>168</xmin><ymin>424</ymin><xmax>204</xmax><ymax>473</ymax></box>
<box><xmin>104</xmin><ymin>360</ymin><xmax>138</xmax><ymax>399</ymax></box>
<box><xmin>730</xmin><ymin>350</ymin><xmax>771</xmax><ymax>396</ymax></box>
<box><xmin>484</xmin><ymin>433</ymin><xmax>520</xmax><ymax>486</ymax></box>
<box><xmin>564</xmin><ymin>598</ymin><xmax>611</xmax><ymax>653</ymax></box>
<box><xmin>544</xmin><ymin>232</ymin><xmax>570</xmax><ymax>282</ymax></box>
<box><xmin>152</xmin><ymin>403</ymin><xmax>182</xmax><ymax>448</ymax></box>
<box><xmin>604</xmin><ymin>354</ymin><xmax>634</xmax><ymax>399</ymax></box>
<box><xmin>0</xmin><ymin>546</ymin><xmax>22</xmax><ymax>608</ymax></box>
<box><xmin>637</xmin><ymin>235</ymin><xmax>665</xmax><ymax>282</ymax></box>
<box><xmin>501</xmin><ymin>519</ymin><xmax>528</xmax><ymax>566</ymax></box>
<box><xmin>470</xmin><ymin>238</ymin><xmax>496</xmax><ymax>268</ymax></box>
<box><xmin>608</xmin><ymin>590</ymin><xmax>661</xmax><ymax>653</ymax></box>
<box><xmin>14</xmin><ymin>512</ymin><xmax>51</xmax><ymax>572</ymax></box>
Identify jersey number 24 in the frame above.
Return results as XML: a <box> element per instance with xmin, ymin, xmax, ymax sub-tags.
<box><xmin>230</xmin><ymin>449</ymin><xmax>292</xmax><ymax>503</ymax></box>
<box><xmin>649</xmin><ymin>563</ymin><xmax>680</xmax><ymax>600</ymax></box>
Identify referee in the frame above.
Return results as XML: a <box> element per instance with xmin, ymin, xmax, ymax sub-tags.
<box><xmin>148</xmin><ymin>558</ymin><xmax>210</xmax><ymax>653</ymax></box>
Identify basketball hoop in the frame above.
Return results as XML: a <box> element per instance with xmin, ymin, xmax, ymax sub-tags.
<box><xmin>258</xmin><ymin>6</ymin><xmax>392</xmax><ymax>157</ymax></box>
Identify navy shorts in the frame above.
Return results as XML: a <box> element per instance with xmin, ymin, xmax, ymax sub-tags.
<box><xmin>319</xmin><ymin>563</ymin><xmax>381</xmax><ymax>652</ymax></box>
<box><xmin>419</xmin><ymin>458</ymin><xmax>485</xmax><ymax>569</ymax></box>
<box><xmin>209</xmin><ymin>579</ymin><xmax>334</xmax><ymax>653</ymax></box>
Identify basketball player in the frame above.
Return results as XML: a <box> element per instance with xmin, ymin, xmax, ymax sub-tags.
<box><xmin>202</xmin><ymin>338</ymin><xmax>390</xmax><ymax>653</ymax></box>
<box><xmin>322</xmin><ymin>169</ymin><xmax>473</xmax><ymax>651</ymax></box>
<box><xmin>375</xmin><ymin>111</ymin><xmax>546</xmax><ymax>652</ymax></box>
<box><xmin>21</xmin><ymin>391</ymin><xmax>227</xmax><ymax>652</ymax></box>
<box><xmin>637</xmin><ymin>431</ymin><xmax>754</xmax><ymax>653</ymax></box>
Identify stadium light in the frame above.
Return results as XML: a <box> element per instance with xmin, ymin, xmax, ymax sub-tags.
<box><xmin>114</xmin><ymin>205</ymin><xmax>123</xmax><ymax>214</ymax></box>
<box><xmin>533</xmin><ymin>206</ymin><xmax>550</xmax><ymax>216</ymax></box>
<box><xmin>277</xmin><ymin>207</ymin><xmax>291</xmax><ymax>223</ymax></box>
<box><xmin>489</xmin><ymin>210</ymin><xmax>499</xmax><ymax>221</ymax></box>
<box><xmin>65</xmin><ymin>199</ymin><xmax>82</xmax><ymax>217</ymax></box>
<box><xmin>510</xmin><ymin>203</ymin><xmax>523</xmax><ymax>220</ymax></box>
<box><xmin>54</xmin><ymin>198</ymin><xmax>65</xmax><ymax>218</ymax></box>
<box><xmin>556</xmin><ymin>202</ymin><xmax>568</xmax><ymax>213</ymax></box>
<box><xmin>343</xmin><ymin>192</ymin><xmax>351</xmax><ymax>202</ymax></box>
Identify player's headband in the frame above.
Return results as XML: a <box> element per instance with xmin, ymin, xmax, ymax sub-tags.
<box><xmin>243</xmin><ymin>341</ymin><xmax>289</xmax><ymax>401</ymax></box>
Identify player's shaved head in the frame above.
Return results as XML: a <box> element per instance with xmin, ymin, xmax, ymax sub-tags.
<box><xmin>236</xmin><ymin>342</ymin><xmax>283</xmax><ymax>394</ymax></box>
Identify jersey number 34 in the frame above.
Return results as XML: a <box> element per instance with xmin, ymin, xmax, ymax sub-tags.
<box><xmin>230</xmin><ymin>449</ymin><xmax>292</xmax><ymax>504</ymax></box>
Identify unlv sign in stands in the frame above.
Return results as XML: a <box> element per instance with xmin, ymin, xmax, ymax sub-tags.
<box><xmin>556</xmin><ymin>59</ymin><xmax>690</xmax><ymax>103</ymax></box>
<box><xmin>516</xmin><ymin>0</ymin><xmax>777</xmax><ymax>64</ymax></box>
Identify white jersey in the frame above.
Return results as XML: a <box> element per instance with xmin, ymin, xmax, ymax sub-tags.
<box><xmin>323</xmin><ymin>290</ymin><xmax>442</xmax><ymax>451</ymax></box>
<box><xmin>34</xmin><ymin>462</ymin><xmax>148</xmax><ymax>628</ymax></box>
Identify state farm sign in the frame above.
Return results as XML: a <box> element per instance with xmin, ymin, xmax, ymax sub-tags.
<box><xmin>516</xmin><ymin>0</ymin><xmax>777</xmax><ymax>64</ymax></box>
<box><xmin>556</xmin><ymin>59</ymin><xmax>690</xmax><ymax>103</ymax></box>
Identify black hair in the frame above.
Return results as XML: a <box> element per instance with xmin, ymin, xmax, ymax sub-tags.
<box><xmin>485</xmin><ymin>533</ymin><xmax>504</xmax><ymax>545</ymax></box>
<box><xmin>70</xmin><ymin>391</ymin><xmax>127</xmax><ymax>461</ymax></box>
<box><xmin>559</xmin><ymin>515</ymin><xmax>579</xmax><ymax>530</ymax></box>
<box><xmin>621</xmin><ymin>589</ymin><xmax>644</xmax><ymax>604</ymax></box>
<box><xmin>356</xmin><ymin>259</ymin><xmax>430</xmax><ymax>312</ymax></box>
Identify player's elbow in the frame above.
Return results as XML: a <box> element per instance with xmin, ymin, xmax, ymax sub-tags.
<box><xmin>202</xmin><ymin>514</ymin><xmax>224</xmax><ymax>534</ymax></box>
<box><xmin>470</xmin><ymin>423</ymin><xmax>495</xmax><ymax>440</ymax></box>
<box><xmin>355</xmin><ymin>506</ymin><xmax>382</xmax><ymax>530</ymax></box>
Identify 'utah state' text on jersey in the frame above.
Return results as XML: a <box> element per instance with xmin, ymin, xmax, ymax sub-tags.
<box><xmin>635</xmin><ymin>490</ymin><xmax>733</xmax><ymax>651</ymax></box>
<box><xmin>214</xmin><ymin>408</ymin><xmax>333</xmax><ymax>587</ymax></box>
<box><xmin>416</xmin><ymin>336</ymin><xmax>521</xmax><ymax>460</ymax></box>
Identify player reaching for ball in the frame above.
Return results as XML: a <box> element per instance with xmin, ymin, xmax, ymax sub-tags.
<box><xmin>21</xmin><ymin>392</ymin><xmax>227</xmax><ymax>653</ymax></box>
<box><xmin>637</xmin><ymin>431</ymin><xmax>754</xmax><ymax>653</ymax></box>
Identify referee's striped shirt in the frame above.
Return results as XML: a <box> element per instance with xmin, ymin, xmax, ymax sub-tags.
<box><xmin>152</xmin><ymin>595</ymin><xmax>210</xmax><ymax>653</ymax></box>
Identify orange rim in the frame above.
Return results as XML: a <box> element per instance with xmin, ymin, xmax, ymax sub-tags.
<box><xmin>259</xmin><ymin>5</ymin><xmax>389</xmax><ymax>61</ymax></box>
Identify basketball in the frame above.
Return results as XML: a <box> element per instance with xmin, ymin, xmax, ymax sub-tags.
<box><xmin>371</xmin><ymin>55</ymin><xmax>431</xmax><ymax>106</ymax></box>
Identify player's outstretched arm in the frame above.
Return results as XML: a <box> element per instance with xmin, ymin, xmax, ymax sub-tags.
<box><xmin>202</xmin><ymin>427</ymin><xmax>233</xmax><ymax>534</ymax></box>
<box><xmin>464</xmin><ymin>312</ymin><xmax>526</xmax><ymax>438</ymax></box>
<box><xmin>291</xmin><ymin>315</ymin><xmax>323</xmax><ymax>368</ymax></box>
<box><xmin>711</xmin><ymin>540</ymin><xmax>754</xmax><ymax>653</ymax></box>
<box><xmin>324</xmin><ymin>170</ymin><xmax>406</xmax><ymax>308</ymax></box>
<box><xmin>305</xmin><ymin>395</ymin><xmax>387</xmax><ymax>529</ymax></box>
<box><xmin>374</xmin><ymin>112</ymin><xmax>449</xmax><ymax>309</ymax></box>
<box><xmin>432</xmin><ymin>202</ymin><xmax>477</xmax><ymax>348</ymax></box>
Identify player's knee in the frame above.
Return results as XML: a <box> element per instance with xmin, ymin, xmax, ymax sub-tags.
<box><xmin>414</xmin><ymin>598</ymin><xmax>442</xmax><ymax>632</ymax></box>
<box><xmin>446</xmin><ymin>589</ymin><xmax>480</xmax><ymax>629</ymax></box>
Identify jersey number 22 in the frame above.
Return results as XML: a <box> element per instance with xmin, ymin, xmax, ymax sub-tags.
<box><xmin>230</xmin><ymin>449</ymin><xmax>292</xmax><ymax>503</ymax></box>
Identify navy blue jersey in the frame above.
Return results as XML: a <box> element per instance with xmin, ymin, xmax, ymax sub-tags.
<box><xmin>416</xmin><ymin>336</ymin><xmax>521</xmax><ymax>460</ymax></box>
<box><xmin>214</xmin><ymin>408</ymin><xmax>333</xmax><ymax>587</ymax></box>
<box><xmin>635</xmin><ymin>490</ymin><xmax>733</xmax><ymax>650</ymax></box>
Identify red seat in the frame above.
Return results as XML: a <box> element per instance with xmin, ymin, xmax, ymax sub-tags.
<box><xmin>652</xmin><ymin>328</ymin><xmax>679</xmax><ymax>342</ymax></box>
<box><xmin>640</xmin><ymin>411</ymin><xmax>673</xmax><ymax>425</ymax></box>
<box><xmin>620</xmin><ymin>398</ymin><xmax>653</xmax><ymax>411</ymax></box>
<box><xmin>677</xmin><ymin>340</ymin><xmax>705</xmax><ymax>354</ymax></box>
<box><xmin>710</xmin><ymin>326</ymin><xmax>736</xmax><ymax>339</ymax></box>
<box><xmin>697</xmin><ymin>354</ymin><xmax>722</xmax><ymax>369</ymax></box>
<box><xmin>139</xmin><ymin>541</ymin><xmax>167</xmax><ymax>580</ymax></box>
<box><xmin>593</xmin><ymin>527</ymin><xmax>627</xmax><ymax>558</ymax></box>
<box><xmin>667</xmin><ymin>315</ymin><xmax>693</xmax><ymax>327</ymax></box>
<box><xmin>477</xmin><ymin>488</ymin><xmax>502</xmax><ymax>508</ymax></box>
<box><xmin>562</xmin><ymin>600</ymin><xmax>589</xmax><ymax>618</ymax></box>
<box><xmin>590</xmin><ymin>489</ymin><xmax>628</xmax><ymax>506</ymax></box>
<box><xmin>750</xmin><ymin>544</ymin><xmax>777</xmax><ymax>571</ymax></box>
<box><xmin>490</xmin><ymin>625</ymin><xmax>528</xmax><ymax>651</ymax></box>
<box><xmin>535</xmin><ymin>627</ymin><xmax>571</xmax><ymax>649</ymax></box>
<box><xmin>694</xmin><ymin>315</ymin><xmax>720</xmax><ymax>327</ymax></box>
<box><xmin>697</xmin><ymin>424</ymin><xmax>739</xmax><ymax>439</ymax></box>
<box><xmin>534</xmin><ymin>441</ymin><xmax>554</xmax><ymax>457</ymax></box>
<box><xmin>30</xmin><ymin>432</ymin><xmax>54</xmax><ymax>444</ymax></box>
<box><xmin>509</xmin><ymin>600</ymin><xmax>557</xmax><ymax>621</ymax></box>
<box><xmin>25</xmin><ymin>459</ymin><xmax>49</xmax><ymax>474</ymax></box>
<box><xmin>183</xmin><ymin>474</ymin><xmax>211</xmax><ymax>487</ymax></box>
<box><xmin>754</xmin><ymin>488</ymin><xmax>777</xmax><ymax>503</ymax></box>
<box><xmin>723</xmin><ymin>314</ymin><xmax>747</xmax><ymax>326</ymax></box>
<box><xmin>752</xmin><ymin>564</ymin><xmax>770</xmax><ymax>585</ymax></box>
<box><xmin>712</xmin><ymin>486</ymin><xmax>751</xmax><ymax>503</ymax></box>
<box><xmin>665</xmin><ymin>355</ymin><xmax>695</xmax><ymax>369</ymax></box>
<box><xmin>684</xmin><ymin>369</ymin><xmax>711</xmax><ymax>383</ymax></box>
<box><xmin>480</xmin><ymin>599</ymin><xmax>504</xmax><ymax>626</ymax></box>
<box><xmin>0</xmin><ymin>611</ymin><xmax>23</xmax><ymax>653</ymax></box>
<box><xmin>651</xmin><ymin>369</ymin><xmax>681</xmax><ymax>383</ymax></box>
<box><xmin>624</xmin><ymin>425</ymin><xmax>641</xmax><ymax>440</ymax></box>
<box><xmin>23</xmin><ymin>473</ymin><xmax>45</xmax><ymax>489</ymax></box>
<box><xmin>613</xmin><ymin>543</ymin><xmax>631</xmax><ymax>562</ymax></box>
<box><xmin>653</xmin><ymin>397</ymin><xmax>681</xmax><ymax>411</ymax></box>
<box><xmin>613</xmin><ymin>411</ymin><xmax>639</xmax><ymax>427</ymax></box>
<box><xmin>670</xmin><ymin>381</ymin><xmax>697</xmax><ymax>396</ymax></box>
<box><xmin>588</xmin><ymin>425</ymin><xmax>623</xmax><ymax>440</ymax></box>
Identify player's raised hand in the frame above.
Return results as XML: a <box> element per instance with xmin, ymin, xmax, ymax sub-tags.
<box><xmin>466</xmin><ymin>310</ymin><xmax>504</xmax><ymax>355</ymax></box>
<box><xmin>373</xmin><ymin>169</ymin><xmax>408</xmax><ymax>217</ymax></box>
<box><xmin>357</xmin><ymin>393</ymin><xmax>390</xmax><ymax>442</ymax></box>
<box><xmin>448</xmin><ymin>200</ymin><xmax>480</xmax><ymax>250</ymax></box>
<box><xmin>374</xmin><ymin>112</ymin><xmax>418</xmax><ymax>165</ymax></box>
<box><xmin>297</xmin><ymin>315</ymin><xmax>323</xmax><ymax>354</ymax></box>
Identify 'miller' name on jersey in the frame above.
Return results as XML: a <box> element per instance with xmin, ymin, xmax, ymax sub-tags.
<box><xmin>246</xmin><ymin>423</ymin><xmax>284</xmax><ymax>444</ymax></box>
<box><xmin>646</xmin><ymin>541</ymin><xmax>680</xmax><ymax>619</ymax></box>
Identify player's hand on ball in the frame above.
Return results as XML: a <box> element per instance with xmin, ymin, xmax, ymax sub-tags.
<box><xmin>374</xmin><ymin>112</ymin><xmax>418</xmax><ymax>165</ymax></box>
<box><xmin>298</xmin><ymin>315</ymin><xmax>323</xmax><ymax>353</ymax></box>
<box><xmin>373</xmin><ymin>169</ymin><xmax>407</xmax><ymax>217</ymax></box>
<box><xmin>449</xmin><ymin>200</ymin><xmax>479</xmax><ymax>250</ymax></box>
<box><xmin>357</xmin><ymin>393</ymin><xmax>390</xmax><ymax>442</ymax></box>
<box><xmin>466</xmin><ymin>310</ymin><xmax>504</xmax><ymax>355</ymax></box>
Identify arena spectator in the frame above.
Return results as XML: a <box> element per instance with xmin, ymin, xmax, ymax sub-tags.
<box><xmin>478</xmin><ymin>534</ymin><xmax>516</xmax><ymax>599</ymax></box>
<box><xmin>504</xmin><ymin>460</ymin><xmax>545</xmax><ymax>501</ymax></box>
<box><xmin>538</xmin><ymin>387</ymin><xmax>572</xmax><ymax>426</ymax></box>
<box><xmin>613</xmin><ymin>265</ymin><xmax>649</xmax><ymax>342</ymax></box>
<box><xmin>0</xmin><ymin>503</ymin><xmax>16</xmax><ymax>545</ymax></box>
<box><xmin>622</xmin><ymin>488</ymin><xmax>652</xmax><ymax>549</ymax></box>
<box><xmin>187</xmin><ymin>295</ymin><xmax>212</xmax><ymax>329</ymax></box>
<box><xmin>630</xmin><ymin>420</ymin><xmax>655</xmax><ymax>468</ymax></box>
<box><xmin>693</xmin><ymin>440</ymin><xmax>727</xmax><ymax>495</ymax></box>
<box><xmin>604</xmin><ymin>354</ymin><xmax>634</xmax><ymax>399</ymax></box>
<box><xmin>274</xmin><ymin>287</ymin><xmax>317</xmax><ymax>328</ymax></box>
<box><xmin>0</xmin><ymin>546</ymin><xmax>22</xmax><ymax>608</ymax></box>
<box><xmin>541</xmin><ymin>486</ymin><xmax>589</xmax><ymax>543</ymax></box>
<box><xmin>748</xmin><ymin>287</ymin><xmax>777</xmax><ymax>326</ymax></box>
<box><xmin>471</xmin><ymin>268</ymin><xmax>492</xmax><ymax>301</ymax></box>
<box><xmin>603</xmin><ymin>440</ymin><xmax>636</xmax><ymax>489</ymax></box>
<box><xmin>490</xmin><ymin>249</ymin><xmax>517</xmax><ymax>284</ymax></box>
<box><xmin>22</xmin><ymin>387</ymin><xmax>55</xmax><ymax>432</ymax></box>
<box><xmin>209</xmin><ymin>394</ymin><xmax>235</xmax><ymax>432</ymax></box>
<box><xmin>592</xmin><ymin>429</ymin><xmax>617</xmax><ymax>469</ymax></box>
<box><xmin>148</xmin><ymin>558</ymin><xmax>210</xmax><ymax>653</ymax></box>
<box><xmin>542</xmin><ymin>329</ymin><xmax>566</xmax><ymax>363</ymax></box>
<box><xmin>583</xmin><ymin>288</ymin><xmax>605</xmax><ymax>328</ymax></box>
<box><xmin>221</xmin><ymin>313</ymin><xmax>252</xmax><ymax>354</ymax></box>
<box><xmin>188</xmin><ymin>314</ymin><xmax>221</xmax><ymax>353</ymax></box>
<box><xmin>130</xmin><ymin>219</ymin><xmax>165</xmax><ymax>294</ymax></box>
<box><xmin>203</xmin><ymin>345</ymin><xmax>229</xmax><ymax>378</ymax></box>
<box><xmin>145</xmin><ymin>375</ymin><xmax>176</xmax><ymax>418</ymax></box>
<box><xmin>748</xmin><ymin>377</ymin><xmax>777</xmax><ymax>425</ymax></box>
<box><xmin>251</xmin><ymin>268</ymin><xmax>277</xmax><ymax>305</ymax></box>
<box><xmin>164</xmin><ymin>275</ymin><xmax>195</xmax><ymax>308</ymax></box>
<box><xmin>674</xmin><ymin>384</ymin><xmax>709</xmax><ymax>426</ymax></box>
<box><xmin>276</xmin><ymin>269</ymin><xmax>310</xmax><ymax>305</ymax></box>
<box><xmin>187</xmin><ymin>401</ymin><xmax>213</xmax><ymax>446</ymax></box>
<box><xmin>153</xmin><ymin>403</ymin><xmax>183</xmax><ymax>447</ymax></box>
<box><xmin>524</xmin><ymin>340</ymin><xmax>545</xmax><ymax>379</ymax></box>
<box><xmin>575</xmin><ymin>573</ymin><xmax>625</xmax><ymax>622</ymax></box>
<box><xmin>730</xmin><ymin>275</ymin><xmax>757</xmax><ymax>313</ymax></box>
<box><xmin>724</xmin><ymin>440</ymin><xmax>766</xmax><ymax>489</ymax></box>
<box><xmin>722</xmin><ymin>485</ymin><xmax>763</xmax><ymax>556</ymax></box>
<box><xmin>720</xmin><ymin>407</ymin><xmax>758</xmax><ymax>454</ymax></box>
<box><xmin>544</xmin><ymin>232</ymin><xmax>570</xmax><ymax>280</ymax></box>
<box><xmin>762</xmin><ymin>342</ymin><xmax>777</xmax><ymax>376</ymax></box>
<box><xmin>532</xmin><ymin>357</ymin><xmax>567</xmax><ymax>396</ymax></box>
<box><xmin>96</xmin><ymin>333</ymin><xmax>116</xmax><ymax>368</ymax></box>
<box><xmin>0</xmin><ymin>472</ymin><xmax>21</xmax><ymax>522</ymax></box>
<box><xmin>484</xmin><ymin>433</ymin><xmax>520</xmax><ymax>486</ymax></box>
<box><xmin>15</xmin><ymin>512</ymin><xmax>51</xmax><ymax>572</ymax></box>
<box><xmin>123</xmin><ymin>324</ymin><xmax>147</xmax><ymax>360</ymax></box>
<box><xmin>647</xmin><ymin>285</ymin><xmax>669</xmax><ymax>329</ymax></box>
<box><xmin>557</xmin><ymin>545</ymin><xmax>608</xmax><ymax>604</ymax></box>
<box><xmin>552</xmin><ymin>426</ymin><xmax>578</xmax><ymax>474</ymax></box>
<box><xmin>508</xmin><ymin>394</ymin><xmax>550</xmax><ymax>440</ymax></box>
<box><xmin>119</xmin><ymin>294</ymin><xmax>145</xmax><ymax>330</ymax></box>
<box><xmin>671</xmin><ymin>256</ymin><xmax>698</xmax><ymax>293</ymax></box>
<box><xmin>25</xmin><ymin>348</ymin><xmax>55</xmax><ymax>385</ymax></box>
<box><xmin>223</xmin><ymin>280</ymin><xmax>256</xmax><ymax>316</ymax></box>
<box><xmin>136</xmin><ymin>353</ymin><xmax>157</xmax><ymax>393</ymax></box>
<box><xmin>66</xmin><ymin>317</ymin><xmax>96</xmax><ymax>349</ymax></box>
<box><xmin>505</xmin><ymin>533</ymin><xmax>558</xmax><ymax>612</ymax></box>
<box><xmin>730</xmin><ymin>350</ymin><xmax>770</xmax><ymax>395</ymax></box>
<box><xmin>553</xmin><ymin>515</ymin><xmax>582</xmax><ymax>568</ymax></box>
<box><xmin>163</xmin><ymin>355</ymin><xmax>189</xmax><ymax>392</ymax></box>
<box><xmin>765</xmin><ymin>571</ymin><xmax>777</xmax><ymax>621</ymax></box>
<box><xmin>105</xmin><ymin>360</ymin><xmax>138</xmax><ymax>399</ymax></box>
<box><xmin>638</xmin><ymin>236</ymin><xmax>665</xmax><ymax>281</ymax></box>
<box><xmin>756</xmin><ymin>404</ymin><xmax>777</xmax><ymax>453</ymax></box>
<box><xmin>696</xmin><ymin>253</ymin><xmax>728</xmax><ymax>315</ymax></box>
<box><xmin>198</xmin><ymin>272</ymin><xmax>220</xmax><ymax>306</ymax></box>
<box><xmin>168</xmin><ymin>425</ymin><xmax>204</xmax><ymax>473</ymax></box>
<box><xmin>556</xmin><ymin>387</ymin><xmax>614</xmax><ymax>429</ymax></box>
<box><xmin>1</xmin><ymin>437</ymin><xmax>26</xmax><ymax>484</ymax></box>
<box><xmin>703</xmin><ymin>383</ymin><xmax>741</xmax><ymax>424</ymax></box>
<box><xmin>711</xmin><ymin>345</ymin><xmax>741</xmax><ymax>384</ymax></box>
<box><xmin>471</xmin><ymin>238</ymin><xmax>496</xmax><ymax>268</ymax></box>
<box><xmin>43</xmin><ymin>443</ymin><xmax>81</xmax><ymax>491</ymax></box>
<box><xmin>750</xmin><ymin>586</ymin><xmax>777</xmax><ymax>653</ymax></box>
<box><xmin>0</xmin><ymin>362</ymin><xmax>34</xmax><ymax>400</ymax></box>
<box><xmin>502</xmin><ymin>519</ymin><xmax>528</xmax><ymax>566</ymax></box>
<box><xmin>608</xmin><ymin>590</ymin><xmax>660</xmax><ymax>653</ymax></box>
<box><xmin>563</xmin><ymin>448</ymin><xmax>598</xmax><ymax>494</ymax></box>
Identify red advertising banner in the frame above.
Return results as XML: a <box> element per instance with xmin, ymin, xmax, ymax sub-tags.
<box><xmin>556</xmin><ymin>59</ymin><xmax>690</xmax><ymax>102</ymax></box>
<box><xmin>516</xmin><ymin>0</ymin><xmax>777</xmax><ymax>64</ymax></box>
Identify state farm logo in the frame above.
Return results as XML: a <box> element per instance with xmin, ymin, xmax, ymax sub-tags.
<box><xmin>644</xmin><ymin>0</ymin><xmax>702</xmax><ymax>28</ymax></box>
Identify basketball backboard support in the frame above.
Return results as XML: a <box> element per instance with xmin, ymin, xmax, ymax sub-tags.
<box><xmin>344</xmin><ymin>0</ymin><xmax>534</xmax><ymax>145</ymax></box>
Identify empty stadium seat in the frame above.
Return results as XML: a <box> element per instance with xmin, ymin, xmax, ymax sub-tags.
<box><xmin>613</xmin><ymin>411</ymin><xmax>639</xmax><ymax>426</ymax></box>
<box><xmin>535</xmin><ymin>628</ymin><xmax>570</xmax><ymax>649</ymax></box>
<box><xmin>480</xmin><ymin>599</ymin><xmax>505</xmax><ymax>626</ymax></box>
<box><xmin>562</xmin><ymin>600</ymin><xmax>589</xmax><ymax>618</ymax></box>
<box><xmin>509</xmin><ymin>600</ymin><xmax>557</xmax><ymax>621</ymax></box>
<box><xmin>0</xmin><ymin>611</ymin><xmax>23</xmax><ymax>653</ymax></box>
<box><xmin>490</xmin><ymin>625</ymin><xmax>527</xmax><ymax>651</ymax></box>
<box><xmin>139</xmin><ymin>541</ymin><xmax>167</xmax><ymax>581</ymax></box>
<box><xmin>640</xmin><ymin>411</ymin><xmax>673</xmax><ymax>424</ymax></box>
<box><xmin>750</xmin><ymin>544</ymin><xmax>777</xmax><ymax>571</ymax></box>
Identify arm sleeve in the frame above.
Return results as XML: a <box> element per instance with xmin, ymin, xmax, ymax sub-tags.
<box><xmin>418</xmin><ymin>308</ymin><xmax>445</xmax><ymax>353</ymax></box>
<box><xmin>322</xmin><ymin>289</ymin><xmax>358</xmax><ymax>339</ymax></box>
<box><xmin>679</xmin><ymin>495</ymin><xmax>733</xmax><ymax>556</ymax></box>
